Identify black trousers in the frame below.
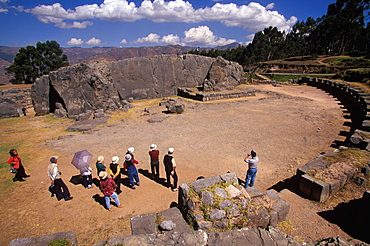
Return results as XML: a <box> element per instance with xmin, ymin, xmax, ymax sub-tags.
<box><xmin>113</xmin><ymin>175</ymin><xmax>121</xmax><ymax>194</ymax></box>
<box><xmin>165</xmin><ymin>170</ymin><xmax>178</xmax><ymax>189</ymax></box>
<box><xmin>54</xmin><ymin>178</ymin><xmax>71</xmax><ymax>200</ymax></box>
<box><xmin>151</xmin><ymin>160</ymin><xmax>160</xmax><ymax>179</ymax></box>
<box><xmin>14</xmin><ymin>164</ymin><xmax>27</xmax><ymax>181</ymax></box>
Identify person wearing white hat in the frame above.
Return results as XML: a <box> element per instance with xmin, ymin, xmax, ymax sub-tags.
<box><xmin>47</xmin><ymin>156</ymin><xmax>73</xmax><ymax>201</ymax></box>
<box><xmin>149</xmin><ymin>144</ymin><xmax>160</xmax><ymax>180</ymax></box>
<box><xmin>163</xmin><ymin>148</ymin><xmax>178</xmax><ymax>191</ymax></box>
<box><xmin>95</xmin><ymin>156</ymin><xmax>106</xmax><ymax>176</ymax></box>
<box><xmin>127</xmin><ymin>147</ymin><xmax>135</xmax><ymax>158</ymax></box>
<box><xmin>123</xmin><ymin>154</ymin><xmax>140</xmax><ymax>189</ymax></box>
<box><xmin>109</xmin><ymin>156</ymin><xmax>122</xmax><ymax>194</ymax></box>
<box><xmin>99</xmin><ymin>171</ymin><xmax>124</xmax><ymax>210</ymax></box>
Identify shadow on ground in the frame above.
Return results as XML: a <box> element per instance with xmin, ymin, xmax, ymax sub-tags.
<box><xmin>318</xmin><ymin>197</ymin><xmax>370</xmax><ymax>243</ymax></box>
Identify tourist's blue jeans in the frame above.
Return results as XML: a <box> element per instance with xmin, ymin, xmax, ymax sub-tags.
<box><xmin>245</xmin><ymin>168</ymin><xmax>258</xmax><ymax>187</ymax></box>
<box><xmin>127</xmin><ymin>166</ymin><xmax>140</xmax><ymax>188</ymax></box>
<box><xmin>104</xmin><ymin>192</ymin><xmax>120</xmax><ymax>209</ymax></box>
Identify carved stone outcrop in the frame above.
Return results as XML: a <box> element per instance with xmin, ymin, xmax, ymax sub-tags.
<box><xmin>31</xmin><ymin>54</ymin><xmax>243</xmax><ymax>118</ymax></box>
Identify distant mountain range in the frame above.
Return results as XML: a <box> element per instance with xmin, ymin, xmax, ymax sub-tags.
<box><xmin>0</xmin><ymin>43</ymin><xmax>240</xmax><ymax>85</ymax></box>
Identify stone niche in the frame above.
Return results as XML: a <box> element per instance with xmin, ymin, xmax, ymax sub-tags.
<box><xmin>178</xmin><ymin>173</ymin><xmax>290</xmax><ymax>232</ymax></box>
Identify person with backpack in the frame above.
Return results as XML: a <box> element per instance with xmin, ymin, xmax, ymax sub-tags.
<box><xmin>163</xmin><ymin>148</ymin><xmax>178</xmax><ymax>191</ymax></box>
<box><xmin>244</xmin><ymin>150</ymin><xmax>259</xmax><ymax>188</ymax></box>
<box><xmin>123</xmin><ymin>154</ymin><xmax>140</xmax><ymax>189</ymax></box>
<box><xmin>99</xmin><ymin>171</ymin><xmax>124</xmax><ymax>210</ymax></box>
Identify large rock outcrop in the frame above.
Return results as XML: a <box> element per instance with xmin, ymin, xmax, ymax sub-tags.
<box><xmin>31</xmin><ymin>54</ymin><xmax>243</xmax><ymax>118</ymax></box>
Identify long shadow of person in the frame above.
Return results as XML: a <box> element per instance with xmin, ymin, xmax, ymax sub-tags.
<box><xmin>69</xmin><ymin>175</ymin><xmax>83</xmax><ymax>186</ymax></box>
<box><xmin>92</xmin><ymin>194</ymin><xmax>108</xmax><ymax>209</ymax></box>
<box><xmin>92</xmin><ymin>178</ymin><xmax>100</xmax><ymax>187</ymax></box>
<box><xmin>138</xmin><ymin>168</ymin><xmax>169</xmax><ymax>188</ymax></box>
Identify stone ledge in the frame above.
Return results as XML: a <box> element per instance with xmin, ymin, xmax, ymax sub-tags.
<box><xmin>9</xmin><ymin>231</ymin><xmax>78</xmax><ymax>246</ymax></box>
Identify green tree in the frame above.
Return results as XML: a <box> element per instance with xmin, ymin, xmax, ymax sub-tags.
<box><xmin>310</xmin><ymin>0</ymin><xmax>369</xmax><ymax>55</ymax></box>
<box><xmin>6</xmin><ymin>40</ymin><xmax>69</xmax><ymax>84</ymax></box>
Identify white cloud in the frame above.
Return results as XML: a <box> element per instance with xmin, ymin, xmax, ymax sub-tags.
<box><xmin>55</xmin><ymin>21</ymin><xmax>93</xmax><ymax>29</ymax></box>
<box><xmin>266</xmin><ymin>3</ymin><xmax>274</xmax><ymax>10</ymax></box>
<box><xmin>0</xmin><ymin>8</ymin><xmax>8</xmax><ymax>13</ymax></box>
<box><xmin>120</xmin><ymin>39</ymin><xmax>128</xmax><ymax>44</ymax></box>
<box><xmin>132</xmin><ymin>33</ymin><xmax>160</xmax><ymax>44</ymax></box>
<box><xmin>86</xmin><ymin>37</ymin><xmax>102</xmax><ymax>45</ymax></box>
<box><xmin>0</xmin><ymin>0</ymin><xmax>9</xmax><ymax>3</ymax></box>
<box><xmin>160</xmin><ymin>34</ymin><xmax>180</xmax><ymax>45</ymax></box>
<box><xmin>21</xmin><ymin>0</ymin><xmax>296</xmax><ymax>32</ymax></box>
<box><xmin>182</xmin><ymin>26</ymin><xmax>236</xmax><ymax>46</ymax></box>
<box><xmin>137</xmin><ymin>0</ymin><xmax>200</xmax><ymax>23</ymax></box>
<box><xmin>246</xmin><ymin>34</ymin><xmax>255</xmax><ymax>41</ymax></box>
<box><xmin>131</xmin><ymin>26</ymin><xmax>236</xmax><ymax>46</ymax></box>
<box><xmin>67</xmin><ymin>38</ymin><xmax>84</xmax><ymax>46</ymax></box>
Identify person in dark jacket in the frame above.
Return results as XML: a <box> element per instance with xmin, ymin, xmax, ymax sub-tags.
<box><xmin>109</xmin><ymin>156</ymin><xmax>122</xmax><ymax>194</ymax></box>
<box><xmin>163</xmin><ymin>148</ymin><xmax>178</xmax><ymax>191</ymax></box>
<box><xmin>96</xmin><ymin>156</ymin><xmax>106</xmax><ymax>176</ymax></box>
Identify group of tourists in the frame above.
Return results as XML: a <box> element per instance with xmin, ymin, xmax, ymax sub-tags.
<box><xmin>8</xmin><ymin>146</ymin><xmax>258</xmax><ymax>210</ymax></box>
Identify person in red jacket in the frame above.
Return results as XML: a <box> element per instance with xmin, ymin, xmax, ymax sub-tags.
<box><xmin>99</xmin><ymin>171</ymin><xmax>124</xmax><ymax>211</ymax></box>
<box><xmin>149</xmin><ymin>144</ymin><xmax>160</xmax><ymax>180</ymax></box>
<box><xmin>7</xmin><ymin>149</ymin><xmax>30</xmax><ymax>182</ymax></box>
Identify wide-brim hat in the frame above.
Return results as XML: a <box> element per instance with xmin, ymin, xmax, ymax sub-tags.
<box><xmin>168</xmin><ymin>148</ymin><xmax>174</xmax><ymax>154</ymax></box>
<box><xmin>112</xmin><ymin>156</ymin><xmax>119</xmax><ymax>163</ymax></box>
<box><xmin>125</xmin><ymin>154</ymin><xmax>132</xmax><ymax>161</ymax></box>
<box><xmin>150</xmin><ymin>144</ymin><xmax>157</xmax><ymax>150</ymax></box>
<box><xmin>97</xmin><ymin>156</ymin><xmax>104</xmax><ymax>163</ymax></box>
<box><xmin>99</xmin><ymin>171</ymin><xmax>108</xmax><ymax>179</ymax></box>
<box><xmin>127</xmin><ymin>147</ymin><xmax>134</xmax><ymax>153</ymax></box>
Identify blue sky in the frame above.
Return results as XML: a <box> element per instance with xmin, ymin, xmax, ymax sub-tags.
<box><xmin>0</xmin><ymin>0</ymin><xmax>336</xmax><ymax>48</ymax></box>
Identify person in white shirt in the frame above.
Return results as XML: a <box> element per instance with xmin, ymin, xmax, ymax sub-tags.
<box><xmin>47</xmin><ymin>156</ymin><xmax>73</xmax><ymax>201</ymax></box>
<box><xmin>244</xmin><ymin>150</ymin><xmax>259</xmax><ymax>188</ymax></box>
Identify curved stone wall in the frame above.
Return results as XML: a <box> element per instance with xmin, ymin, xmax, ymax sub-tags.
<box><xmin>297</xmin><ymin>77</ymin><xmax>370</xmax><ymax>202</ymax></box>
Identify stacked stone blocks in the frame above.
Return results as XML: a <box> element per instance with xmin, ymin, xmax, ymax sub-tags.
<box><xmin>178</xmin><ymin>172</ymin><xmax>290</xmax><ymax>232</ymax></box>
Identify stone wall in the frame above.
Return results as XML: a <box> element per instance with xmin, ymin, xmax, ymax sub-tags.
<box><xmin>296</xmin><ymin>77</ymin><xmax>370</xmax><ymax>202</ymax></box>
<box><xmin>0</xmin><ymin>87</ymin><xmax>32</xmax><ymax>118</ymax></box>
<box><xmin>177</xmin><ymin>87</ymin><xmax>256</xmax><ymax>101</ymax></box>
<box><xmin>297</xmin><ymin>149</ymin><xmax>369</xmax><ymax>202</ymax></box>
<box><xmin>31</xmin><ymin>55</ymin><xmax>243</xmax><ymax>118</ymax></box>
<box><xmin>177</xmin><ymin>173</ymin><xmax>290</xmax><ymax>231</ymax></box>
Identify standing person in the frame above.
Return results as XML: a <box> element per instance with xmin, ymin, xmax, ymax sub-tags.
<box><xmin>109</xmin><ymin>156</ymin><xmax>122</xmax><ymax>194</ymax></box>
<box><xmin>124</xmin><ymin>154</ymin><xmax>140</xmax><ymax>189</ymax></box>
<box><xmin>47</xmin><ymin>156</ymin><xmax>73</xmax><ymax>201</ymax></box>
<box><xmin>244</xmin><ymin>150</ymin><xmax>259</xmax><ymax>188</ymax></box>
<box><xmin>163</xmin><ymin>148</ymin><xmax>178</xmax><ymax>191</ymax></box>
<box><xmin>7</xmin><ymin>149</ymin><xmax>30</xmax><ymax>182</ymax></box>
<box><xmin>96</xmin><ymin>156</ymin><xmax>106</xmax><ymax>176</ymax></box>
<box><xmin>99</xmin><ymin>171</ymin><xmax>124</xmax><ymax>210</ymax></box>
<box><xmin>149</xmin><ymin>144</ymin><xmax>160</xmax><ymax>180</ymax></box>
<box><xmin>127</xmin><ymin>147</ymin><xmax>135</xmax><ymax>158</ymax></box>
<box><xmin>80</xmin><ymin>165</ymin><xmax>93</xmax><ymax>189</ymax></box>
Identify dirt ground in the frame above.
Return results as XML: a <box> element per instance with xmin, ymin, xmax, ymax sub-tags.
<box><xmin>1</xmin><ymin>84</ymin><xmax>363</xmax><ymax>245</ymax></box>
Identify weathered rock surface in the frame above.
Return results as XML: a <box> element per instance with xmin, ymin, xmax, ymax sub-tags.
<box><xmin>9</xmin><ymin>231</ymin><xmax>78</xmax><ymax>246</ymax></box>
<box><xmin>31</xmin><ymin>54</ymin><xmax>243</xmax><ymax>118</ymax></box>
<box><xmin>0</xmin><ymin>87</ymin><xmax>32</xmax><ymax>118</ymax></box>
